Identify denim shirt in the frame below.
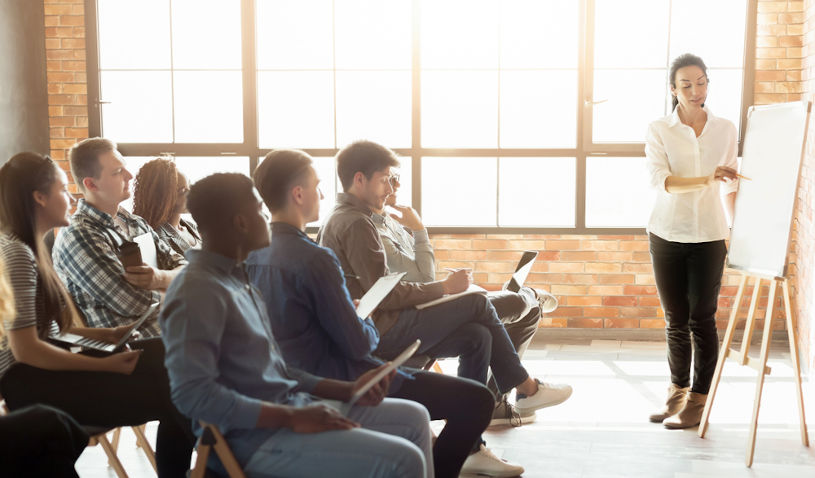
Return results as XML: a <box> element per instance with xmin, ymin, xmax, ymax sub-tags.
<box><xmin>246</xmin><ymin>223</ymin><xmax>402</xmax><ymax>387</ymax></box>
<box><xmin>160</xmin><ymin>248</ymin><xmax>319</xmax><ymax>445</ymax></box>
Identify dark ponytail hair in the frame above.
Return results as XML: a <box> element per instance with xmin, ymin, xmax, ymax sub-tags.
<box><xmin>669</xmin><ymin>53</ymin><xmax>708</xmax><ymax>111</ymax></box>
<box><xmin>0</xmin><ymin>153</ymin><xmax>78</xmax><ymax>333</ymax></box>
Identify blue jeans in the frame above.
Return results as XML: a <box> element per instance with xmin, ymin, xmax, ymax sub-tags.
<box><xmin>230</xmin><ymin>398</ymin><xmax>432</xmax><ymax>478</ymax></box>
<box><xmin>376</xmin><ymin>293</ymin><xmax>529</xmax><ymax>394</ymax></box>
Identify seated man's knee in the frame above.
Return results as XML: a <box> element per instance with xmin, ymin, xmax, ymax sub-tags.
<box><xmin>457</xmin><ymin>323</ymin><xmax>492</xmax><ymax>355</ymax></box>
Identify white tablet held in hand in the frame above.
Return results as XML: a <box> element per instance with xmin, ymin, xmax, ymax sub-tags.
<box><xmin>347</xmin><ymin>339</ymin><xmax>421</xmax><ymax>407</ymax></box>
<box><xmin>355</xmin><ymin>271</ymin><xmax>406</xmax><ymax>319</ymax></box>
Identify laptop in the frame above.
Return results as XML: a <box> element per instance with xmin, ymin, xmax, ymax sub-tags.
<box><xmin>50</xmin><ymin>302</ymin><xmax>159</xmax><ymax>353</ymax></box>
<box><xmin>356</xmin><ymin>272</ymin><xmax>406</xmax><ymax>319</ymax></box>
<box><xmin>504</xmin><ymin>250</ymin><xmax>539</xmax><ymax>293</ymax></box>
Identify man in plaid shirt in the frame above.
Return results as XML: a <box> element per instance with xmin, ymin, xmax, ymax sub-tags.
<box><xmin>53</xmin><ymin>138</ymin><xmax>186</xmax><ymax>337</ymax></box>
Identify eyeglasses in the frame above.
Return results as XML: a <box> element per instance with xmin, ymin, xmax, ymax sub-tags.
<box><xmin>177</xmin><ymin>186</ymin><xmax>190</xmax><ymax>195</ymax></box>
<box><xmin>388</xmin><ymin>174</ymin><xmax>400</xmax><ymax>186</ymax></box>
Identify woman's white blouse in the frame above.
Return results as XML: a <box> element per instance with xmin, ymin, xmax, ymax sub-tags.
<box><xmin>645</xmin><ymin>106</ymin><xmax>739</xmax><ymax>243</ymax></box>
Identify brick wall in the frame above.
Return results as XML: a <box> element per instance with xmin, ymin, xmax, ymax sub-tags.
<box><xmin>798</xmin><ymin>0</ymin><xmax>815</xmax><ymax>376</ymax></box>
<box><xmin>40</xmin><ymin>0</ymin><xmax>807</xmax><ymax>343</ymax></box>
<box><xmin>44</xmin><ymin>0</ymin><xmax>87</xmax><ymax>194</ymax></box>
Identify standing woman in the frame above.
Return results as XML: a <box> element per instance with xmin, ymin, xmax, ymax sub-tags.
<box><xmin>133</xmin><ymin>158</ymin><xmax>200</xmax><ymax>254</ymax></box>
<box><xmin>646</xmin><ymin>54</ymin><xmax>739</xmax><ymax>429</ymax></box>
<box><xmin>0</xmin><ymin>152</ymin><xmax>195</xmax><ymax>477</ymax></box>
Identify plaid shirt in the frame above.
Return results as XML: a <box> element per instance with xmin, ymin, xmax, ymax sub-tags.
<box><xmin>53</xmin><ymin>199</ymin><xmax>187</xmax><ymax>337</ymax></box>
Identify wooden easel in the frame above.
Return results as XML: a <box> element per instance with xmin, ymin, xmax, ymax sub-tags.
<box><xmin>698</xmin><ymin>271</ymin><xmax>809</xmax><ymax>467</ymax></box>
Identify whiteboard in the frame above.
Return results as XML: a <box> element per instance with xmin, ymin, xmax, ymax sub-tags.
<box><xmin>727</xmin><ymin>101</ymin><xmax>811</xmax><ymax>278</ymax></box>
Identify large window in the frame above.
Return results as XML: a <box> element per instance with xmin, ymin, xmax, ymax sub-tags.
<box><xmin>87</xmin><ymin>0</ymin><xmax>755</xmax><ymax>232</ymax></box>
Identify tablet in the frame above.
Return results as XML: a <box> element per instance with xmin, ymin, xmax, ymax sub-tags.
<box><xmin>347</xmin><ymin>339</ymin><xmax>421</xmax><ymax>407</ymax></box>
<box><xmin>355</xmin><ymin>272</ymin><xmax>406</xmax><ymax>319</ymax></box>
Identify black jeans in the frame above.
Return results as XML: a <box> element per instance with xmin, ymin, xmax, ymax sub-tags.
<box><xmin>0</xmin><ymin>338</ymin><xmax>195</xmax><ymax>478</ymax></box>
<box><xmin>0</xmin><ymin>404</ymin><xmax>89</xmax><ymax>477</ymax></box>
<box><xmin>486</xmin><ymin>289</ymin><xmax>542</xmax><ymax>400</ymax></box>
<box><xmin>391</xmin><ymin>371</ymin><xmax>493</xmax><ymax>478</ymax></box>
<box><xmin>650</xmin><ymin>233</ymin><xmax>727</xmax><ymax>394</ymax></box>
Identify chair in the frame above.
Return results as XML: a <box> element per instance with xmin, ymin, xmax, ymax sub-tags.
<box><xmin>403</xmin><ymin>354</ymin><xmax>444</xmax><ymax>374</ymax></box>
<box><xmin>190</xmin><ymin>421</ymin><xmax>246</xmax><ymax>478</ymax></box>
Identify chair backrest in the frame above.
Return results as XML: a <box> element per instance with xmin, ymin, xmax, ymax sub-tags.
<box><xmin>190</xmin><ymin>421</ymin><xmax>246</xmax><ymax>478</ymax></box>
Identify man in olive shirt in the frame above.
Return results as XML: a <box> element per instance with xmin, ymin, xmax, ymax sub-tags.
<box><xmin>318</xmin><ymin>140</ymin><xmax>573</xmax><ymax>421</ymax></box>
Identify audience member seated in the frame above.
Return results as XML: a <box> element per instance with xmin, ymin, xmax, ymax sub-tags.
<box><xmin>0</xmin><ymin>152</ymin><xmax>195</xmax><ymax>477</ymax></box>
<box><xmin>52</xmin><ymin>138</ymin><xmax>186</xmax><ymax>336</ymax></box>
<box><xmin>318</xmin><ymin>140</ymin><xmax>573</xmax><ymax>418</ymax></box>
<box><xmin>246</xmin><ymin>149</ymin><xmax>522</xmax><ymax>478</ymax></box>
<box><xmin>160</xmin><ymin>173</ymin><xmax>433</xmax><ymax>478</ymax></box>
<box><xmin>1</xmin><ymin>252</ymin><xmax>88</xmax><ymax>478</ymax></box>
<box><xmin>372</xmin><ymin>173</ymin><xmax>558</xmax><ymax>426</ymax></box>
<box><xmin>0</xmin><ymin>404</ymin><xmax>88</xmax><ymax>477</ymax></box>
<box><xmin>133</xmin><ymin>158</ymin><xmax>200</xmax><ymax>254</ymax></box>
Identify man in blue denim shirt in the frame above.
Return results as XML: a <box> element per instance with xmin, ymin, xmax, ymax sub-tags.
<box><xmin>246</xmin><ymin>149</ymin><xmax>516</xmax><ymax>478</ymax></box>
<box><xmin>160</xmin><ymin>173</ymin><xmax>432</xmax><ymax>478</ymax></box>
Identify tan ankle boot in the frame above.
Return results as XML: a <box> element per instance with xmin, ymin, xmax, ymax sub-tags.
<box><xmin>648</xmin><ymin>384</ymin><xmax>689</xmax><ymax>423</ymax></box>
<box><xmin>664</xmin><ymin>391</ymin><xmax>707</xmax><ymax>429</ymax></box>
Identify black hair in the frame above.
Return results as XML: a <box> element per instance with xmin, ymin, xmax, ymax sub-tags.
<box><xmin>187</xmin><ymin>173</ymin><xmax>256</xmax><ymax>234</ymax></box>
<box><xmin>669</xmin><ymin>53</ymin><xmax>708</xmax><ymax>110</ymax></box>
<box><xmin>336</xmin><ymin>140</ymin><xmax>400</xmax><ymax>192</ymax></box>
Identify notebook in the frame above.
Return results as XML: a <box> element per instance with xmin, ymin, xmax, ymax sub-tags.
<box><xmin>50</xmin><ymin>302</ymin><xmax>159</xmax><ymax>353</ymax></box>
<box><xmin>356</xmin><ymin>272</ymin><xmax>407</xmax><ymax>319</ymax></box>
<box><xmin>504</xmin><ymin>250</ymin><xmax>539</xmax><ymax>293</ymax></box>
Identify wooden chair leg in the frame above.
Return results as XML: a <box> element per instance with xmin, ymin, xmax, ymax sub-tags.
<box><xmin>189</xmin><ymin>440</ymin><xmax>211</xmax><ymax>478</ymax></box>
<box><xmin>110</xmin><ymin>427</ymin><xmax>122</xmax><ymax>456</ymax></box>
<box><xmin>132</xmin><ymin>424</ymin><xmax>158</xmax><ymax>473</ymax></box>
<box><xmin>95</xmin><ymin>433</ymin><xmax>129</xmax><ymax>478</ymax></box>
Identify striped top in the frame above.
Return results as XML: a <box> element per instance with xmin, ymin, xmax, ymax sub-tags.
<box><xmin>0</xmin><ymin>234</ymin><xmax>59</xmax><ymax>379</ymax></box>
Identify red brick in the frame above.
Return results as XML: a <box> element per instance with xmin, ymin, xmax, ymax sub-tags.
<box><xmin>471</xmin><ymin>239</ymin><xmax>510</xmax><ymax>250</ymax></box>
<box><xmin>546</xmin><ymin>240</ymin><xmax>580</xmax><ymax>250</ymax></box>
<box><xmin>560</xmin><ymin>251</ymin><xmax>597</xmax><ymax>261</ymax></box>
<box><xmin>604</xmin><ymin>318</ymin><xmax>639</xmax><ymax>328</ymax></box>
<box><xmin>595</xmin><ymin>274</ymin><xmax>636</xmax><ymax>284</ymax></box>
<box><xmin>587</xmin><ymin>285</ymin><xmax>625</xmax><ymax>296</ymax></box>
<box><xmin>620</xmin><ymin>241</ymin><xmax>649</xmax><ymax>251</ymax></box>
<box><xmin>596</xmin><ymin>251</ymin><xmax>634</xmax><ymax>261</ymax></box>
<box><xmin>567</xmin><ymin>318</ymin><xmax>604</xmax><ymax>328</ymax></box>
<box><xmin>638</xmin><ymin>296</ymin><xmax>662</xmax><ymax>307</ymax></box>
<box><xmin>583</xmin><ymin>307</ymin><xmax>619</xmax><ymax>318</ymax></box>
<box><xmin>566</xmin><ymin>296</ymin><xmax>602</xmax><ymax>306</ymax></box>
<box><xmin>602</xmin><ymin>296</ymin><xmax>637</xmax><ymax>306</ymax></box>
<box><xmin>539</xmin><ymin>317</ymin><xmax>568</xmax><ymax>328</ymax></box>
<box><xmin>640</xmin><ymin>319</ymin><xmax>666</xmax><ymax>329</ymax></box>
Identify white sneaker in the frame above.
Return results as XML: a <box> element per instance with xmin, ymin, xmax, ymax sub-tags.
<box><xmin>514</xmin><ymin>379</ymin><xmax>572</xmax><ymax>414</ymax></box>
<box><xmin>461</xmin><ymin>445</ymin><xmax>525</xmax><ymax>477</ymax></box>
<box><xmin>534</xmin><ymin>289</ymin><xmax>558</xmax><ymax>313</ymax></box>
<box><xmin>488</xmin><ymin>399</ymin><xmax>537</xmax><ymax>428</ymax></box>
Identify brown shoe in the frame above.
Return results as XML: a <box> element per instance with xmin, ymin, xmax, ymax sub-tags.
<box><xmin>664</xmin><ymin>391</ymin><xmax>707</xmax><ymax>429</ymax></box>
<box><xmin>648</xmin><ymin>384</ymin><xmax>689</xmax><ymax>423</ymax></box>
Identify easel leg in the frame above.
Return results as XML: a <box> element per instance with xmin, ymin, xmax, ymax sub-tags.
<box><xmin>782</xmin><ymin>280</ymin><xmax>809</xmax><ymax>446</ymax></box>
<box><xmin>700</xmin><ymin>273</ymin><xmax>748</xmax><ymax>438</ymax></box>
<box><xmin>746</xmin><ymin>279</ymin><xmax>777</xmax><ymax>467</ymax></box>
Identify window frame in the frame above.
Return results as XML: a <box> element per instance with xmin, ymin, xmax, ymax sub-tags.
<box><xmin>84</xmin><ymin>0</ymin><xmax>757</xmax><ymax>234</ymax></box>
